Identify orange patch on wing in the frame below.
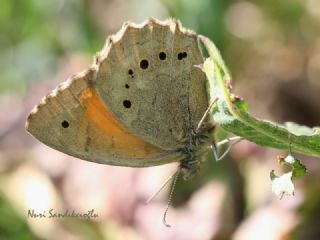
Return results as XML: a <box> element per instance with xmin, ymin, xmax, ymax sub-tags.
<box><xmin>79</xmin><ymin>88</ymin><xmax>164</xmax><ymax>158</ymax></box>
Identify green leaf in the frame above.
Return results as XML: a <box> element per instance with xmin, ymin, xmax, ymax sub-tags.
<box><xmin>199</xmin><ymin>35</ymin><xmax>320</xmax><ymax>157</ymax></box>
<box><xmin>291</xmin><ymin>157</ymin><xmax>307</xmax><ymax>178</ymax></box>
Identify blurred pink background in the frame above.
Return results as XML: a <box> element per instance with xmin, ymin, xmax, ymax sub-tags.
<box><xmin>1</xmin><ymin>0</ymin><xmax>320</xmax><ymax>239</ymax></box>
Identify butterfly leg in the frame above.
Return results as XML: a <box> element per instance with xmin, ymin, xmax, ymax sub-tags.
<box><xmin>212</xmin><ymin>136</ymin><xmax>243</xmax><ymax>161</ymax></box>
<box><xmin>196</xmin><ymin>97</ymin><xmax>218</xmax><ymax>132</ymax></box>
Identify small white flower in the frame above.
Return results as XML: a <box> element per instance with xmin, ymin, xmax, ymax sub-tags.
<box><xmin>284</xmin><ymin>155</ymin><xmax>295</xmax><ymax>164</ymax></box>
<box><xmin>271</xmin><ymin>172</ymin><xmax>295</xmax><ymax>199</ymax></box>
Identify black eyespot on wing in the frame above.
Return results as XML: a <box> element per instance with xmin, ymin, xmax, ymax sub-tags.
<box><xmin>123</xmin><ymin>100</ymin><xmax>131</xmax><ymax>108</ymax></box>
<box><xmin>61</xmin><ymin>120</ymin><xmax>69</xmax><ymax>128</ymax></box>
<box><xmin>140</xmin><ymin>59</ymin><xmax>149</xmax><ymax>69</ymax></box>
<box><xmin>178</xmin><ymin>52</ymin><xmax>187</xmax><ymax>60</ymax></box>
<box><xmin>159</xmin><ymin>52</ymin><xmax>166</xmax><ymax>60</ymax></box>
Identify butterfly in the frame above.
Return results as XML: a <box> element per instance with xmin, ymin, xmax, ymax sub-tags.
<box><xmin>26</xmin><ymin>18</ymin><xmax>218</xmax><ymax>226</ymax></box>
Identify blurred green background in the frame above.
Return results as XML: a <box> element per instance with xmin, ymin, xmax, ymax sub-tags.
<box><xmin>1</xmin><ymin>0</ymin><xmax>320</xmax><ymax>239</ymax></box>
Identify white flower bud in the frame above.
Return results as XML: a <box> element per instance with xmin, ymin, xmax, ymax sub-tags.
<box><xmin>284</xmin><ymin>155</ymin><xmax>295</xmax><ymax>164</ymax></box>
<box><xmin>271</xmin><ymin>172</ymin><xmax>294</xmax><ymax>199</ymax></box>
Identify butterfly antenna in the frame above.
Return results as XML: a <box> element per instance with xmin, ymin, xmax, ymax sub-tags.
<box><xmin>144</xmin><ymin>169</ymin><xmax>179</xmax><ymax>206</ymax></box>
<box><xmin>163</xmin><ymin>169</ymin><xmax>180</xmax><ymax>227</ymax></box>
<box><xmin>196</xmin><ymin>97</ymin><xmax>218</xmax><ymax>132</ymax></box>
<box><xmin>212</xmin><ymin>136</ymin><xmax>243</xmax><ymax>161</ymax></box>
